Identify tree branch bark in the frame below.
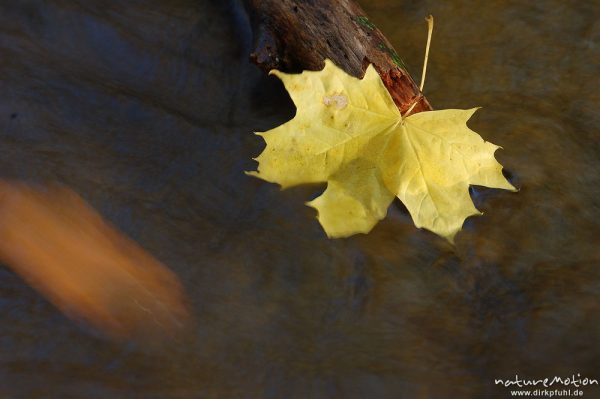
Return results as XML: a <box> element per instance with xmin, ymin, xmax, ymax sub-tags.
<box><xmin>242</xmin><ymin>0</ymin><xmax>432</xmax><ymax>115</ymax></box>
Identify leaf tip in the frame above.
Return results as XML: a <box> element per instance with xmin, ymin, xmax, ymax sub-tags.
<box><xmin>268</xmin><ymin>69</ymin><xmax>284</xmax><ymax>80</ymax></box>
<box><xmin>304</xmin><ymin>199</ymin><xmax>335</xmax><ymax>239</ymax></box>
<box><xmin>467</xmin><ymin>107</ymin><xmax>482</xmax><ymax>118</ymax></box>
<box><xmin>304</xmin><ymin>198</ymin><xmax>318</xmax><ymax>210</ymax></box>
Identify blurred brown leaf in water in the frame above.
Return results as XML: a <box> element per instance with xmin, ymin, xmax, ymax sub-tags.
<box><xmin>0</xmin><ymin>181</ymin><xmax>190</xmax><ymax>340</ymax></box>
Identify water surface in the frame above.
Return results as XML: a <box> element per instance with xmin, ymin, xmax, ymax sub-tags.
<box><xmin>0</xmin><ymin>0</ymin><xmax>598</xmax><ymax>398</ymax></box>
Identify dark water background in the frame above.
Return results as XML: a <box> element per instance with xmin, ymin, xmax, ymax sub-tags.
<box><xmin>0</xmin><ymin>1</ymin><xmax>598</xmax><ymax>398</ymax></box>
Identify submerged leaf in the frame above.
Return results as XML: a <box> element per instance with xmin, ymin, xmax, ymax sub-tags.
<box><xmin>248</xmin><ymin>60</ymin><xmax>515</xmax><ymax>241</ymax></box>
<box><xmin>0</xmin><ymin>182</ymin><xmax>190</xmax><ymax>340</ymax></box>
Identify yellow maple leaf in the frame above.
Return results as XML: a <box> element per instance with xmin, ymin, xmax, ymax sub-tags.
<box><xmin>247</xmin><ymin>60</ymin><xmax>516</xmax><ymax>242</ymax></box>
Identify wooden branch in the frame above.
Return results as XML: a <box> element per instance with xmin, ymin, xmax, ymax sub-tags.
<box><xmin>243</xmin><ymin>0</ymin><xmax>432</xmax><ymax>115</ymax></box>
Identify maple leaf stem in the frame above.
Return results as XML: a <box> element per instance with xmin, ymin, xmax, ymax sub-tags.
<box><xmin>403</xmin><ymin>15</ymin><xmax>435</xmax><ymax>119</ymax></box>
<box><xmin>420</xmin><ymin>15</ymin><xmax>434</xmax><ymax>92</ymax></box>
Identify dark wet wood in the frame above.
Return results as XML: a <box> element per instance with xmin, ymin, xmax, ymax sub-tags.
<box><xmin>243</xmin><ymin>0</ymin><xmax>432</xmax><ymax>115</ymax></box>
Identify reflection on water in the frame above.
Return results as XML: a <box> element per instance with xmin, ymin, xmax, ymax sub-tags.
<box><xmin>0</xmin><ymin>0</ymin><xmax>598</xmax><ymax>397</ymax></box>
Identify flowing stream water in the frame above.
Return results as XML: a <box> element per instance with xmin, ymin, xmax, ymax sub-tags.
<box><xmin>0</xmin><ymin>1</ymin><xmax>598</xmax><ymax>398</ymax></box>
